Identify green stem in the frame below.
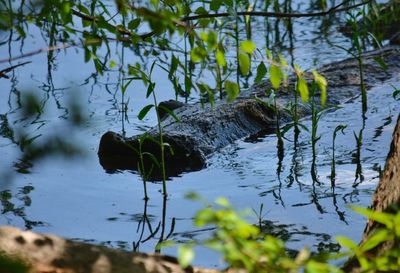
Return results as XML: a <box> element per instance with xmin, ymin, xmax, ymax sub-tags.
<box><xmin>358</xmin><ymin>55</ymin><xmax>367</xmax><ymax>114</ymax></box>
<box><xmin>152</xmin><ymin>89</ymin><xmax>167</xmax><ymax>196</ymax></box>
<box><xmin>235</xmin><ymin>4</ymin><xmax>240</xmax><ymax>90</ymax></box>
<box><xmin>216</xmin><ymin>62</ymin><xmax>223</xmax><ymax>99</ymax></box>
<box><xmin>138</xmin><ymin>140</ymin><xmax>149</xmax><ymax>200</ymax></box>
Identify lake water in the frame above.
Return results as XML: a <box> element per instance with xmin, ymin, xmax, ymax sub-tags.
<box><xmin>0</xmin><ymin>1</ymin><xmax>399</xmax><ymax>268</ymax></box>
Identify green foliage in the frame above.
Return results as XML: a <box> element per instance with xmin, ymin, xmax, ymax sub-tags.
<box><xmin>179</xmin><ymin>197</ymin><xmax>341</xmax><ymax>273</ymax></box>
<box><xmin>0</xmin><ymin>254</ymin><xmax>29</xmax><ymax>273</ymax></box>
<box><xmin>179</xmin><ymin>198</ymin><xmax>400</xmax><ymax>273</ymax></box>
<box><xmin>254</xmin><ymin>61</ymin><xmax>267</xmax><ymax>83</ymax></box>
<box><xmin>224</xmin><ymin>81</ymin><xmax>240</xmax><ymax>102</ymax></box>
<box><xmin>238</xmin><ymin>52</ymin><xmax>251</xmax><ymax>76</ymax></box>
<box><xmin>312</xmin><ymin>70</ymin><xmax>328</xmax><ymax>106</ymax></box>
<box><xmin>336</xmin><ymin>206</ymin><xmax>400</xmax><ymax>272</ymax></box>
<box><xmin>294</xmin><ymin>65</ymin><xmax>309</xmax><ymax>103</ymax></box>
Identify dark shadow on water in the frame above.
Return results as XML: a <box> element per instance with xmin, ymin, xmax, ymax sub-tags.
<box><xmin>105</xmin><ymin>194</ymin><xmax>175</xmax><ymax>254</ymax></box>
<box><xmin>353</xmin><ymin>116</ymin><xmax>366</xmax><ymax>187</ymax></box>
<box><xmin>0</xmin><ymin>185</ymin><xmax>47</xmax><ymax>229</ymax></box>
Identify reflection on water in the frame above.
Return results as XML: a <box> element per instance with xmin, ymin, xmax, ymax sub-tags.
<box><xmin>0</xmin><ymin>185</ymin><xmax>46</xmax><ymax>229</ymax></box>
<box><xmin>0</xmin><ymin>0</ymin><xmax>399</xmax><ymax>268</ymax></box>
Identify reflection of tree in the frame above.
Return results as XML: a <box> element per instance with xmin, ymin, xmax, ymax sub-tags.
<box><xmin>0</xmin><ymin>185</ymin><xmax>46</xmax><ymax>229</ymax></box>
<box><xmin>353</xmin><ymin>117</ymin><xmax>365</xmax><ymax>187</ymax></box>
<box><xmin>259</xmin><ymin>218</ymin><xmax>340</xmax><ymax>256</ymax></box>
<box><xmin>132</xmin><ymin>199</ymin><xmax>157</xmax><ymax>252</ymax></box>
<box><xmin>109</xmin><ymin>195</ymin><xmax>175</xmax><ymax>253</ymax></box>
<box><xmin>286</xmin><ymin>143</ymin><xmax>303</xmax><ymax>190</ymax></box>
<box><xmin>331</xmin><ymin>187</ymin><xmax>348</xmax><ymax>224</ymax></box>
<box><xmin>155</xmin><ymin>196</ymin><xmax>175</xmax><ymax>253</ymax></box>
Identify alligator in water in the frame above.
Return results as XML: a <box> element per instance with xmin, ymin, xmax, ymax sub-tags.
<box><xmin>98</xmin><ymin>46</ymin><xmax>400</xmax><ymax>179</ymax></box>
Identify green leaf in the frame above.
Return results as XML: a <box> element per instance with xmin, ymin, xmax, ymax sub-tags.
<box><xmin>146</xmin><ymin>82</ymin><xmax>155</xmax><ymax>98</ymax></box>
<box><xmin>216</xmin><ymin>50</ymin><xmax>226</xmax><ymax>67</ymax></box>
<box><xmin>178</xmin><ymin>245</ymin><xmax>195</xmax><ymax>268</ymax></box>
<box><xmin>128</xmin><ymin>18</ymin><xmax>141</xmax><ymax>30</ymax></box>
<box><xmin>361</xmin><ymin>229</ymin><xmax>392</xmax><ymax>252</ymax></box>
<box><xmin>190</xmin><ymin>47</ymin><xmax>208</xmax><ymax>63</ymax></box>
<box><xmin>109</xmin><ymin>60</ymin><xmax>116</xmax><ymax>69</ymax></box>
<box><xmin>254</xmin><ymin>62</ymin><xmax>267</xmax><ymax>83</ymax></box>
<box><xmin>210</xmin><ymin>0</ymin><xmax>222</xmax><ymax>11</ymax></box>
<box><xmin>265</xmin><ymin>49</ymin><xmax>273</xmax><ymax>60</ymax></box>
<box><xmin>312</xmin><ymin>70</ymin><xmax>327</xmax><ymax>106</ymax></box>
<box><xmin>240</xmin><ymin>40</ymin><xmax>256</xmax><ymax>54</ymax></box>
<box><xmin>279</xmin><ymin>54</ymin><xmax>288</xmax><ymax>86</ymax></box>
<box><xmin>195</xmin><ymin>6</ymin><xmax>207</xmax><ymax>14</ymax></box>
<box><xmin>138</xmin><ymin>105</ymin><xmax>154</xmax><ymax>120</ymax></box>
<box><xmin>15</xmin><ymin>25</ymin><xmax>26</xmax><ymax>38</ymax></box>
<box><xmin>297</xmin><ymin>76</ymin><xmax>309</xmax><ymax>102</ymax></box>
<box><xmin>352</xmin><ymin>207</ymin><xmax>394</xmax><ymax>228</ymax></box>
<box><xmin>84</xmin><ymin>48</ymin><xmax>91</xmax><ymax>63</ymax></box>
<box><xmin>169</xmin><ymin>54</ymin><xmax>179</xmax><ymax>79</ymax></box>
<box><xmin>373</xmin><ymin>56</ymin><xmax>388</xmax><ymax>70</ymax></box>
<box><xmin>336</xmin><ymin>236</ymin><xmax>358</xmax><ymax>251</ymax></box>
<box><xmin>238</xmin><ymin>52</ymin><xmax>250</xmax><ymax>76</ymax></box>
<box><xmin>269</xmin><ymin>65</ymin><xmax>281</xmax><ymax>90</ymax></box>
<box><xmin>195</xmin><ymin>208</ymin><xmax>214</xmax><ymax>226</ymax></box>
<box><xmin>121</xmin><ymin>78</ymin><xmax>133</xmax><ymax>95</ymax></box>
<box><xmin>185</xmin><ymin>75</ymin><xmax>192</xmax><ymax>94</ymax></box>
<box><xmin>393</xmin><ymin>89</ymin><xmax>400</xmax><ymax>101</ymax></box>
<box><xmin>224</xmin><ymin>81</ymin><xmax>240</xmax><ymax>102</ymax></box>
<box><xmin>77</xmin><ymin>4</ymin><xmax>90</xmax><ymax>15</ymax></box>
<box><xmin>215</xmin><ymin>197</ymin><xmax>230</xmax><ymax>207</ymax></box>
<box><xmin>201</xmin><ymin>31</ymin><xmax>217</xmax><ymax>49</ymax></box>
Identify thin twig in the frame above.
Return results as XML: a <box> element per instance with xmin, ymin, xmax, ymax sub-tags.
<box><xmin>71</xmin><ymin>8</ymin><xmax>155</xmax><ymax>39</ymax></box>
<box><xmin>0</xmin><ymin>61</ymin><xmax>32</xmax><ymax>78</ymax></box>
<box><xmin>0</xmin><ymin>44</ymin><xmax>71</xmax><ymax>64</ymax></box>
<box><xmin>181</xmin><ymin>0</ymin><xmax>371</xmax><ymax>21</ymax></box>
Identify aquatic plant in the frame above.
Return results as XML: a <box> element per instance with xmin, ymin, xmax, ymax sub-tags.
<box><xmin>178</xmin><ymin>197</ymin><xmax>400</xmax><ymax>272</ymax></box>
<box><xmin>255</xmin><ymin>50</ymin><xmax>288</xmax><ymax>163</ymax></box>
<box><xmin>335</xmin><ymin>11</ymin><xmax>367</xmax><ymax>114</ymax></box>
<box><xmin>128</xmin><ymin>62</ymin><xmax>171</xmax><ymax>196</ymax></box>
<box><xmin>309</xmin><ymin>70</ymin><xmax>328</xmax><ymax>183</ymax></box>
<box><xmin>330</xmin><ymin>125</ymin><xmax>347</xmax><ymax>187</ymax></box>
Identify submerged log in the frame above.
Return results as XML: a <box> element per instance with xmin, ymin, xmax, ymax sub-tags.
<box><xmin>98</xmin><ymin>46</ymin><xmax>400</xmax><ymax>178</ymax></box>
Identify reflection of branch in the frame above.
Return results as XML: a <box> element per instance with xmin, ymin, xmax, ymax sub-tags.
<box><xmin>0</xmin><ymin>39</ymin><xmax>105</xmax><ymax>64</ymax></box>
<box><xmin>181</xmin><ymin>0</ymin><xmax>371</xmax><ymax>21</ymax></box>
<box><xmin>0</xmin><ymin>61</ymin><xmax>31</xmax><ymax>78</ymax></box>
<box><xmin>0</xmin><ymin>44</ymin><xmax>71</xmax><ymax>64</ymax></box>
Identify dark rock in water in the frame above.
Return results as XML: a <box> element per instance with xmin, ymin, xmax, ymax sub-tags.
<box><xmin>98</xmin><ymin>46</ymin><xmax>400</xmax><ymax>180</ymax></box>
